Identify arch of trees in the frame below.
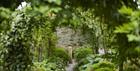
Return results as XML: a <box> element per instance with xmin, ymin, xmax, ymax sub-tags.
<box><xmin>0</xmin><ymin>0</ymin><xmax>140</xmax><ymax>71</ymax></box>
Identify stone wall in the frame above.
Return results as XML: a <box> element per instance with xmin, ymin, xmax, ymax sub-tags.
<box><xmin>55</xmin><ymin>27</ymin><xmax>89</xmax><ymax>48</ymax></box>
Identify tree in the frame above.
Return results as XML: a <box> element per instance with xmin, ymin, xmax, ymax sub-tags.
<box><xmin>115</xmin><ymin>6</ymin><xmax>140</xmax><ymax>69</ymax></box>
<box><xmin>0</xmin><ymin>0</ymin><xmax>62</xmax><ymax>70</ymax></box>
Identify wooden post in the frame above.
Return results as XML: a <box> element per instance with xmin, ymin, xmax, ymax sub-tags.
<box><xmin>68</xmin><ymin>46</ymin><xmax>73</xmax><ymax>63</ymax></box>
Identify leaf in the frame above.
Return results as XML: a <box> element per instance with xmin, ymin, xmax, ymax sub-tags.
<box><xmin>127</xmin><ymin>34</ymin><xmax>140</xmax><ymax>42</ymax></box>
<box><xmin>114</xmin><ymin>23</ymin><xmax>136</xmax><ymax>33</ymax></box>
<box><xmin>119</xmin><ymin>6</ymin><xmax>133</xmax><ymax>15</ymax></box>
<box><xmin>48</xmin><ymin>0</ymin><xmax>62</xmax><ymax>5</ymax></box>
<box><xmin>135</xmin><ymin>47</ymin><xmax>140</xmax><ymax>54</ymax></box>
<box><xmin>50</xmin><ymin>7</ymin><xmax>62</xmax><ymax>13</ymax></box>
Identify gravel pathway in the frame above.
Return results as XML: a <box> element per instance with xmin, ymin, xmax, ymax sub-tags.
<box><xmin>66</xmin><ymin>59</ymin><xmax>77</xmax><ymax>71</ymax></box>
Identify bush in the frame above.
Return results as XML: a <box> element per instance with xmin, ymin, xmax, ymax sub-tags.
<box><xmin>93</xmin><ymin>61</ymin><xmax>115</xmax><ymax>71</ymax></box>
<box><xmin>31</xmin><ymin>58</ymin><xmax>66</xmax><ymax>71</ymax></box>
<box><xmin>79</xmin><ymin>55</ymin><xmax>103</xmax><ymax>67</ymax></box>
<box><xmin>74</xmin><ymin>54</ymin><xmax>103</xmax><ymax>71</ymax></box>
<box><xmin>52</xmin><ymin>48</ymin><xmax>70</xmax><ymax>64</ymax></box>
<box><xmin>48</xmin><ymin>57</ymin><xmax>66</xmax><ymax>70</ymax></box>
<box><xmin>30</xmin><ymin>47</ymin><xmax>70</xmax><ymax>71</ymax></box>
<box><xmin>73</xmin><ymin>47</ymin><xmax>93</xmax><ymax>61</ymax></box>
<box><xmin>31</xmin><ymin>60</ymin><xmax>47</xmax><ymax>71</ymax></box>
<box><xmin>124</xmin><ymin>62</ymin><xmax>139</xmax><ymax>71</ymax></box>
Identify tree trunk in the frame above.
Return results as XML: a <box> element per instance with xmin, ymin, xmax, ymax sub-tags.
<box><xmin>47</xmin><ymin>37</ymin><xmax>53</xmax><ymax>57</ymax></box>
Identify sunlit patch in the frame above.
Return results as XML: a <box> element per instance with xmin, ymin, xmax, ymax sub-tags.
<box><xmin>17</xmin><ymin>2</ymin><xmax>27</xmax><ymax>10</ymax></box>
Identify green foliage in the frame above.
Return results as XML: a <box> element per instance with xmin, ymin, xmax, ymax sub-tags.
<box><xmin>26</xmin><ymin>0</ymin><xmax>62</xmax><ymax>62</ymax></box>
<box><xmin>47</xmin><ymin>57</ymin><xmax>66</xmax><ymax>71</ymax></box>
<box><xmin>0</xmin><ymin>9</ymin><xmax>34</xmax><ymax>71</ymax></box>
<box><xmin>0</xmin><ymin>0</ymin><xmax>139</xmax><ymax>71</ymax></box>
<box><xmin>0</xmin><ymin>0</ymin><xmax>64</xmax><ymax>70</ymax></box>
<box><xmin>114</xmin><ymin>23</ymin><xmax>137</xmax><ymax>34</ymax></box>
<box><xmin>0</xmin><ymin>7</ymin><xmax>12</xmax><ymax>32</ymax></box>
<box><xmin>32</xmin><ymin>26</ymin><xmax>57</xmax><ymax>61</ymax></box>
<box><xmin>69</xmin><ymin>0</ymin><xmax>138</xmax><ymax>26</ymax></box>
<box><xmin>78</xmin><ymin>54</ymin><xmax>103</xmax><ymax>67</ymax></box>
<box><xmin>124</xmin><ymin>63</ymin><xmax>139</xmax><ymax>71</ymax></box>
<box><xmin>115</xmin><ymin>6</ymin><xmax>140</xmax><ymax>42</ymax></box>
<box><xmin>48</xmin><ymin>0</ymin><xmax>62</xmax><ymax>5</ymax></box>
<box><xmin>75</xmin><ymin>8</ymin><xmax>112</xmax><ymax>54</ymax></box>
<box><xmin>95</xmin><ymin>68</ymin><xmax>114</xmax><ymax>71</ymax></box>
<box><xmin>124</xmin><ymin>47</ymin><xmax>140</xmax><ymax>58</ymax></box>
<box><xmin>93</xmin><ymin>61</ymin><xmax>115</xmax><ymax>69</ymax></box>
<box><xmin>74</xmin><ymin>47</ymin><xmax>93</xmax><ymax>61</ymax></box>
<box><xmin>75</xmin><ymin>54</ymin><xmax>103</xmax><ymax>71</ymax></box>
<box><xmin>52</xmin><ymin>48</ymin><xmax>70</xmax><ymax>64</ymax></box>
<box><xmin>31</xmin><ymin>58</ymin><xmax>66</xmax><ymax>71</ymax></box>
<box><xmin>31</xmin><ymin>60</ymin><xmax>47</xmax><ymax>71</ymax></box>
<box><xmin>114</xmin><ymin>6</ymin><xmax>140</xmax><ymax>70</ymax></box>
<box><xmin>93</xmin><ymin>61</ymin><xmax>115</xmax><ymax>71</ymax></box>
<box><xmin>0</xmin><ymin>7</ymin><xmax>11</xmax><ymax>19</ymax></box>
<box><xmin>118</xmin><ymin>6</ymin><xmax>133</xmax><ymax>15</ymax></box>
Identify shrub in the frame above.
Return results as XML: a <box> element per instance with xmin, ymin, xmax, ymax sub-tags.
<box><xmin>31</xmin><ymin>60</ymin><xmax>47</xmax><ymax>71</ymax></box>
<box><xmin>31</xmin><ymin>58</ymin><xmax>66</xmax><ymax>71</ymax></box>
<box><xmin>124</xmin><ymin>66</ymin><xmax>138</xmax><ymax>71</ymax></box>
<box><xmin>52</xmin><ymin>48</ymin><xmax>70</xmax><ymax>64</ymax></box>
<box><xmin>124</xmin><ymin>62</ymin><xmax>139</xmax><ymax>71</ymax></box>
<box><xmin>93</xmin><ymin>61</ymin><xmax>115</xmax><ymax>71</ymax></box>
<box><xmin>78</xmin><ymin>54</ymin><xmax>103</xmax><ymax>67</ymax></box>
<box><xmin>73</xmin><ymin>47</ymin><xmax>93</xmax><ymax>61</ymax></box>
<box><xmin>31</xmin><ymin>50</ymin><xmax>68</xmax><ymax>71</ymax></box>
<box><xmin>48</xmin><ymin>57</ymin><xmax>66</xmax><ymax>70</ymax></box>
<box><xmin>74</xmin><ymin>54</ymin><xmax>103</xmax><ymax>71</ymax></box>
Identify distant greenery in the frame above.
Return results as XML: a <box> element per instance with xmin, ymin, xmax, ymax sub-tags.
<box><xmin>73</xmin><ymin>47</ymin><xmax>93</xmax><ymax>61</ymax></box>
<box><xmin>52</xmin><ymin>48</ymin><xmax>70</xmax><ymax>64</ymax></box>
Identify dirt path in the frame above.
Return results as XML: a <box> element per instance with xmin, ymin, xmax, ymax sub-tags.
<box><xmin>66</xmin><ymin>59</ymin><xmax>77</xmax><ymax>71</ymax></box>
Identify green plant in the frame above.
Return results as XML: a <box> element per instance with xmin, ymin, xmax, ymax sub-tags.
<box><xmin>74</xmin><ymin>54</ymin><xmax>103</xmax><ymax>71</ymax></box>
<box><xmin>123</xmin><ymin>61</ymin><xmax>139</xmax><ymax>71</ymax></box>
<box><xmin>31</xmin><ymin>60</ymin><xmax>47</xmax><ymax>71</ymax></box>
<box><xmin>95</xmin><ymin>67</ymin><xmax>114</xmax><ymax>71</ymax></box>
<box><xmin>74</xmin><ymin>47</ymin><xmax>93</xmax><ymax>61</ymax></box>
<box><xmin>48</xmin><ymin>57</ymin><xmax>66</xmax><ymax>70</ymax></box>
<box><xmin>52</xmin><ymin>48</ymin><xmax>70</xmax><ymax>64</ymax></box>
<box><xmin>0</xmin><ymin>58</ymin><xmax>2</xmax><ymax>71</ymax></box>
<box><xmin>31</xmin><ymin>58</ymin><xmax>66</xmax><ymax>71</ymax></box>
<box><xmin>115</xmin><ymin>6</ymin><xmax>140</xmax><ymax>70</ymax></box>
<box><xmin>124</xmin><ymin>65</ymin><xmax>138</xmax><ymax>71</ymax></box>
<box><xmin>93</xmin><ymin>61</ymin><xmax>115</xmax><ymax>71</ymax></box>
